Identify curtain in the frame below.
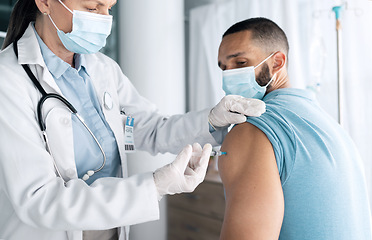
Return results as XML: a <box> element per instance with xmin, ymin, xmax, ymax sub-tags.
<box><xmin>188</xmin><ymin>0</ymin><xmax>372</xmax><ymax>208</ymax></box>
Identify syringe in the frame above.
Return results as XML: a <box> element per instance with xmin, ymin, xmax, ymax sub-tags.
<box><xmin>192</xmin><ymin>150</ymin><xmax>227</xmax><ymax>157</ymax></box>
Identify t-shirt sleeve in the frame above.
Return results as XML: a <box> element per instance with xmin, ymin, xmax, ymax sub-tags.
<box><xmin>246</xmin><ymin>107</ymin><xmax>297</xmax><ymax>186</ymax></box>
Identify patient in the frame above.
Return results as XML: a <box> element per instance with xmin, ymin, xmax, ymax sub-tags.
<box><xmin>217</xmin><ymin>17</ymin><xmax>372</xmax><ymax>240</ymax></box>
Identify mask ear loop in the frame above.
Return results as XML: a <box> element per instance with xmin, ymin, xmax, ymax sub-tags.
<box><xmin>48</xmin><ymin>0</ymin><xmax>73</xmax><ymax>33</ymax></box>
<box><xmin>254</xmin><ymin>52</ymin><xmax>276</xmax><ymax>70</ymax></box>
<box><xmin>48</xmin><ymin>14</ymin><xmax>61</xmax><ymax>32</ymax></box>
<box><xmin>264</xmin><ymin>72</ymin><xmax>277</xmax><ymax>88</ymax></box>
<box><xmin>263</xmin><ymin>52</ymin><xmax>287</xmax><ymax>88</ymax></box>
<box><xmin>252</xmin><ymin>52</ymin><xmax>276</xmax><ymax>88</ymax></box>
<box><xmin>58</xmin><ymin>0</ymin><xmax>74</xmax><ymax>14</ymax></box>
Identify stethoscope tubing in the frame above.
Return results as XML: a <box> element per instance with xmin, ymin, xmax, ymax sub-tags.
<box><xmin>37</xmin><ymin>93</ymin><xmax>77</xmax><ymax>131</ymax></box>
<box><xmin>13</xmin><ymin>40</ymin><xmax>106</xmax><ymax>182</ymax></box>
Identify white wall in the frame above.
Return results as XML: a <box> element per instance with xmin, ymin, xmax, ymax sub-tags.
<box><xmin>118</xmin><ymin>1</ymin><xmax>185</xmax><ymax>240</ymax></box>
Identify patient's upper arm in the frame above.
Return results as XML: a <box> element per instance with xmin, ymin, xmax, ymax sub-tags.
<box><xmin>218</xmin><ymin>122</ymin><xmax>284</xmax><ymax>240</ymax></box>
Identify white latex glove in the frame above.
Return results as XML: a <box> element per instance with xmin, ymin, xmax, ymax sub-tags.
<box><xmin>153</xmin><ymin>143</ymin><xmax>212</xmax><ymax>200</ymax></box>
<box><xmin>208</xmin><ymin>95</ymin><xmax>266</xmax><ymax>129</ymax></box>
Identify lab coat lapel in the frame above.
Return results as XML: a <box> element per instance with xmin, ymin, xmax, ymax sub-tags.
<box><xmin>17</xmin><ymin>24</ymin><xmax>76</xmax><ymax>181</ymax></box>
<box><xmin>17</xmin><ymin>23</ymin><xmax>63</xmax><ymax>95</ymax></box>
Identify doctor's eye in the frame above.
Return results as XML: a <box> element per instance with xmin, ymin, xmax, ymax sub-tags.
<box><xmin>87</xmin><ymin>8</ymin><xmax>98</xmax><ymax>12</ymax></box>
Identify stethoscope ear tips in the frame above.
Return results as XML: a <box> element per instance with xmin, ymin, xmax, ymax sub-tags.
<box><xmin>82</xmin><ymin>170</ymin><xmax>95</xmax><ymax>181</ymax></box>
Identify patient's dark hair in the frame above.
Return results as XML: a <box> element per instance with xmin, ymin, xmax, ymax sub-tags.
<box><xmin>223</xmin><ymin>17</ymin><xmax>289</xmax><ymax>57</ymax></box>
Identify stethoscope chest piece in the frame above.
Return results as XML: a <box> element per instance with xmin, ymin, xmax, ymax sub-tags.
<box><xmin>103</xmin><ymin>91</ymin><xmax>113</xmax><ymax>110</ymax></box>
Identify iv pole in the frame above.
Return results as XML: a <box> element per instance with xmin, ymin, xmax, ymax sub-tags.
<box><xmin>332</xmin><ymin>5</ymin><xmax>344</xmax><ymax>126</ymax></box>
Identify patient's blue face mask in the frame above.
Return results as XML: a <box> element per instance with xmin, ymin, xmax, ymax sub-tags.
<box><xmin>48</xmin><ymin>0</ymin><xmax>113</xmax><ymax>54</ymax></box>
<box><xmin>222</xmin><ymin>53</ymin><xmax>276</xmax><ymax>100</ymax></box>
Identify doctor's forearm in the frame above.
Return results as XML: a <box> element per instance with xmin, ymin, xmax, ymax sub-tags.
<box><xmin>135</xmin><ymin>108</ymin><xmax>221</xmax><ymax>155</ymax></box>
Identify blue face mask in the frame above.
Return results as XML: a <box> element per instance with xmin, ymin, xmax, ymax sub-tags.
<box><xmin>48</xmin><ymin>0</ymin><xmax>113</xmax><ymax>54</ymax></box>
<box><xmin>222</xmin><ymin>53</ymin><xmax>276</xmax><ymax>100</ymax></box>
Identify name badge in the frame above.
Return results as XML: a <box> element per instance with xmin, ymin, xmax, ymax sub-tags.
<box><xmin>124</xmin><ymin>116</ymin><xmax>136</xmax><ymax>152</ymax></box>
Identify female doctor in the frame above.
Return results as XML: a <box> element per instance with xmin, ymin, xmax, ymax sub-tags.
<box><xmin>0</xmin><ymin>0</ymin><xmax>265</xmax><ymax>239</ymax></box>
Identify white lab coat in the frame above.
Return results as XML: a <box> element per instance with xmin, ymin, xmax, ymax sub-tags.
<box><xmin>0</xmin><ymin>24</ymin><xmax>222</xmax><ymax>240</ymax></box>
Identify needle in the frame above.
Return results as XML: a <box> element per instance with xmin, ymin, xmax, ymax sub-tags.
<box><xmin>192</xmin><ymin>150</ymin><xmax>227</xmax><ymax>157</ymax></box>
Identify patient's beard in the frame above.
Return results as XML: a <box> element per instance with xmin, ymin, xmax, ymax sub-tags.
<box><xmin>256</xmin><ymin>63</ymin><xmax>272</xmax><ymax>90</ymax></box>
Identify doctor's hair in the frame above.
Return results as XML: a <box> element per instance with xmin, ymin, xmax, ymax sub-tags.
<box><xmin>2</xmin><ymin>0</ymin><xmax>39</xmax><ymax>50</ymax></box>
<box><xmin>223</xmin><ymin>17</ymin><xmax>289</xmax><ymax>59</ymax></box>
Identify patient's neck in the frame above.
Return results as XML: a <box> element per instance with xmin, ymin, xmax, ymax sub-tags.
<box><xmin>266</xmin><ymin>70</ymin><xmax>291</xmax><ymax>94</ymax></box>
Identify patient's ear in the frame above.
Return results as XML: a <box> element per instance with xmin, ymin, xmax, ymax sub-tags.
<box><xmin>272</xmin><ymin>51</ymin><xmax>286</xmax><ymax>75</ymax></box>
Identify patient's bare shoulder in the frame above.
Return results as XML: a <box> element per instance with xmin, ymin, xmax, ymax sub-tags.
<box><xmin>218</xmin><ymin>122</ymin><xmax>274</xmax><ymax>187</ymax></box>
<box><xmin>218</xmin><ymin>122</ymin><xmax>284</xmax><ymax>240</ymax></box>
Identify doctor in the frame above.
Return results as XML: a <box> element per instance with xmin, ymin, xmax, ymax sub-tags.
<box><xmin>0</xmin><ymin>0</ymin><xmax>265</xmax><ymax>239</ymax></box>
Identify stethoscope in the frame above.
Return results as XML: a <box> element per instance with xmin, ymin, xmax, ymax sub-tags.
<box><xmin>13</xmin><ymin>40</ymin><xmax>106</xmax><ymax>183</ymax></box>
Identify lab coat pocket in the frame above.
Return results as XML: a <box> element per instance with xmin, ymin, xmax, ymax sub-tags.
<box><xmin>44</xmin><ymin>108</ymin><xmax>77</xmax><ymax>180</ymax></box>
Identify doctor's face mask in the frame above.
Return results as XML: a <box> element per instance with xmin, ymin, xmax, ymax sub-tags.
<box><xmin>48</xmin><ymin>0</ymin><xmax>113</xmax><ymax>54</ymax></box>
<box><xmin>222</xmin><ymin>53</ymin><xmax>276</xmax><ymax>100</ymax></box>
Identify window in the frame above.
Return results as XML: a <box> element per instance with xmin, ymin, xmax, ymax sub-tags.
<box><xmin>0</xmin><ymin>0</ymin><xmax>15</xmax><ymax>47</ymax></box>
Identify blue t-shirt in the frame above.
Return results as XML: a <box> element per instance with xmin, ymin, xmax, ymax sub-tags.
<box><xmin>246</xmin><ymin>88</ymin><xmax>371</xmax><ymax>240</ymax></box>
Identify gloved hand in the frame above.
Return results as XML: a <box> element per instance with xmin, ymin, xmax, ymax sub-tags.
<box><xmin>153</xmin><ymin>143</ymin><xmax>212</xmax><ymax>200</ymax></box>
<box><xmin>208</xmin><ymin>95</ymin><xmax>266</xmax><ymax>129</ymax></box>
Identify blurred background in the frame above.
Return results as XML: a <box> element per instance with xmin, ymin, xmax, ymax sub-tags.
<box><xmin>1</xmin><ymin>0</ymin><xmax>371</xmax><ymax>239</ymax></box>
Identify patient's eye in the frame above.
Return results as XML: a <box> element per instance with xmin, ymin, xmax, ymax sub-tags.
<box><xmin>235</xmin><ymin>60</ymin><xmax>249</xmax><ymax>68</ymax></box>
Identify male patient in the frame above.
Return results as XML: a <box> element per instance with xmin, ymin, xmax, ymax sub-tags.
<box><xmin>217</xmin><ymin>17</ymin><xmax>372</xmax><ymax>240</ymax></box>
